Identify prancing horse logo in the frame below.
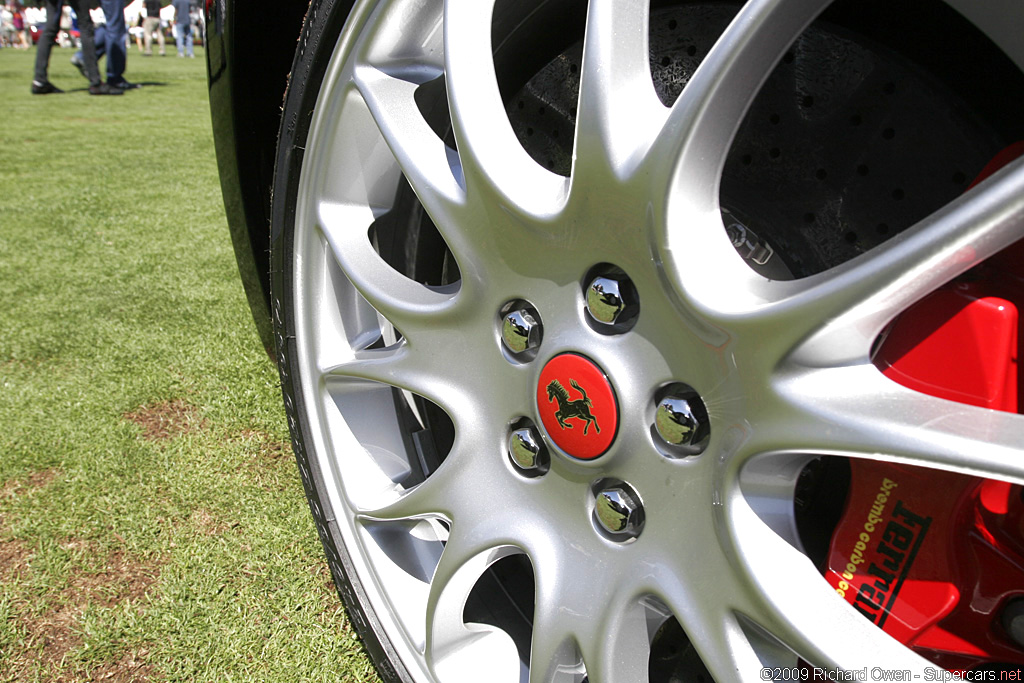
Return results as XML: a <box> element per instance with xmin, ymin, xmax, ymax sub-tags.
<box><xmin>546</xmin><ymin>379</ymin><xmax>601</xmax><ymax>435</ymax></box>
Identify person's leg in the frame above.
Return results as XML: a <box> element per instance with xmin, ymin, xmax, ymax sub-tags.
<box><xmin>185</xmin><ymin>23</ymin><xmax>192</xmax><ymax>57</ymax></box>
<box><xmin>73</xmin><ymin>17</ymin><xmax>106</xmax><ymax>76</ymax></box>
<box><xmin>98</xmin><ymin>0</ymin><xmax>125</xmax><ymax>83</ymax></box>
<box><xmin>32</xmin><ymin>0</ymin><xmax>62</xmax><ymax>85</ymax></box>
<box><xmin>69</xmin><ymin>0</ymin><xmax>101</xmax><ymax>85</ymax></box>
<box><xmin>156</xmin><ymin>20</ymin><xmax>164</xmax><ymax>54</ymax></box>
<box><xmin>142</xmin><ymin>16</ymin><xmax>154</xmax><ymax>54</ymax></box>
<box><xmin>174</xmin><ymin>23</ymin><xmax>183</xmax><ymax>56</ymax></box>
<box><xmin>93</xmin><ymin>21</ymin><xmax>106</xmax><ymax>59</ymax></box>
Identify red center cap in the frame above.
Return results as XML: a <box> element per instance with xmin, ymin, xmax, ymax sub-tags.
<box><xmin>536</xmin><ymin>353</ymin><xmax>618</xmax><ymax>460</ymax></box>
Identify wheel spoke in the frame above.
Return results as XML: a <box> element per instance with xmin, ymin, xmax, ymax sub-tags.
<box><xmin>527</xmin><ymin>611</ymin><xmax>583</xmax><ymax>683</ymax></box>
<box><xmin>443</xmin><ymin>0</ymin><xmax>569</xmax><ymax>220</ymax></box>
<box><xmin>656</xmin><ymin>0</ymin><xmax>831</xmax><ymax>197</ymax></box>
<box><xmin>572</xmin><ymin>0</ymin><xmax>665</xmax><ymax>183</ymax></box>
<box><xmin>322</xmin><ymin>344</ymin><xmax>447</xmax><ymax>405</ymax></box>
<box><xmin>353</xmin><ymin>66</ymin><xmax>467</xmax><ymax>222</ymax></box>
<box><xmin>355</xmin><ymin>459</ymin><xmax>458</xmax><ymax>521</ymax></box>
<box><xmin>653</xmin><ymin>0</ymin><xmax>833</xmax><ymax>315</ymax></box>
<box><xmin>318</xmin><ymin>201</ymin><xmax>459</xmax><ymax>330</ymax></box>
<box><xmin>680</xmin><ymin>158</ymin><xmax>1024</xmax><ymax>364</ymax></box>
<box><xmin>356</xmin><ymin>0</ymin><xmax>446</xmax><ymax>77</ymax></box>
<box><xmin>767</xmin><ymin>363</ymin><xmax>1024</xmax><ymax>483</ymax></box>
<box><xmin>728</xmin><ymin>499</ymin><xmax>932</xmax><ymax>671</ymax></box>
<box><xmin>643</xmin><ymin>485</ymin><xmax>914</xmax><ymax>678</ymax></box>
<box><xmin>350</xmin><ymin>0</ymin><xmax>489</xmax><ymax>277</ymax></box>
<box><xmin>527</xmin><ymin>567</ymin><xmax>652</xmax><ymax>683</ymax></box>
<box><xmin>651</xmin><ymin>535</ymin><xmax>760</xmax><ymax>682</ymax></box>
<box><xmin>579</xmin><ymin>597</ymin><xmax>658</xmax><ymax>683</ymax></box>
<box><xmin>658</xmin><ymin>587</ymin><xmax>781</xmax><ymax>682</ymax></box>
<box><xmin>426</xmin><ymin>531</ymin><xmax>523</xmax><ymax>679</ymax></box>
<box><xmin>785</xmin><ymin>159</ymin><xmax>1024</xmax><ymax>366</ymax></box>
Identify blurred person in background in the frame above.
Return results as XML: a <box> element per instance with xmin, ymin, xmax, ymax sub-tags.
<box><xmin>57</xmin><ymin>3</ymin><xmax>72</xmax><ymax>46</ymax></box>
<box><xmin>23</xmin><ymin>4</ymin><xmax>44</xmax><ymax>31</ymax></box>
<box><xmin>1</xmin><ymin>4</ymin><xmax>14</xmax><ymax>47</ymax></box>
<box><xmin>97</xmin><ymin>0</ymin><xmax>132</xmax><ymax>86</ymax></box>
<box><xmin>72</xmin><ymin>0</ymin><xmax>138</xmax><ymax>89</ymax></box>
<box><xmin>171</xmin><ymin>0</ymin><xmax>191</xmax><ymax>58</ymax></box>
<box><xmin>31</xmin><ymin>0</ymin><xmax>121</xmax><ymax>94</ymax></box>
<box><xmin>12</xmin><ymin>2</ymin><xmax>30</xmax><ymax>48</ymax></box>
<box><xmin>129</xmin><ymin>13</ymin><xmax>143</xmax><ymax>51</ymax></box>
<box><xmin>141</xmin><ymin>0</ymin><xmax>163</xmax><ymax>56</ymax></box>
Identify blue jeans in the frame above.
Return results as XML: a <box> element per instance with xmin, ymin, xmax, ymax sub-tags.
<box><xmin>175</xmin><ymin>22</ymin><xmax>193</xmax><ymax>57</ymax></box>
<box><xmin>97</xmin><ymin>0</ymin><xmax>126</xmax><ymax>82</ymax></box>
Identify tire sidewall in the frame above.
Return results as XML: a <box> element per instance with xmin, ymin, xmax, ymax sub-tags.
<box><xmin>270</xmin><ymin>1</ymin><xmax>412</xmax><ymax>681</ymax></box>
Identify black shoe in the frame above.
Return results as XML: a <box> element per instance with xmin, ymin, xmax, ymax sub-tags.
<box><xmin>109</xmin><ymin>79</ymin><xmax>140</xmax><ymax>90</ymax></box>
<box><xmin>89</xmin><ymin>82</ymin><xmax>124</xmax><ymax>96</ymax></box>
<box><xmin>70</xmin><ymin>54</ymin><xmax>87</xmax><ymax>79</ymax></box>
<box><xmin>31</xmin><ymin>80</ymin><xmax>64</xmax><ymax>94</ymax></box>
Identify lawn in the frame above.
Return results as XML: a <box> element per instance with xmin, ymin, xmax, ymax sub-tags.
<box><xmin>0</xmin><ymin>46</ymin><xmax>379</xmax><ymax>682</ymax></box>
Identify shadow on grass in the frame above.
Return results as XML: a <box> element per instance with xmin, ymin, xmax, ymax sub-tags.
<box><xmin>60</xmin><ymin>82</ymin><xmax>171</xmax><ymax>94</ymax></box>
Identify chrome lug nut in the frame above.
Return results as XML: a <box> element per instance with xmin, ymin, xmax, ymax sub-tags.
<box><xmin>594</xmin><ymin>486</ymin><xmax>644</xmax><ymax>537</ymax></box>
<box><xmin>508</xmin><ymin>426</ymin><xmax>546</xmax><ymax>473</ymax></box>
<box><xmin>655</xmin><ymin>395</ymin><xmax>706</xmax><ymax>448</ymax></box>
<box><xmin>586</xmin><ymin>276</ymin><xmax>629</xmax><ymax>324</ymax></box>
<box><xmin>501</xmin><ymin>308</ymin><xmax>541</xmax><ymax>354</ymax></box>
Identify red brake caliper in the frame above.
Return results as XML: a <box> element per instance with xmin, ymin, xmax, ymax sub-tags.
<box><xmin>824</xmin><ymin>142</ymin><xmax>1024</xmax><ymax>671</ymax></box>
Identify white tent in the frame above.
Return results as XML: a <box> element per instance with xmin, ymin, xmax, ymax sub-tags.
<box><xmin>23</xmin><ymin>6</ymin><xmax>45</xmax><ymax>25</ymax></box>
<box><xmin>124</xmin><ymin>0</ymin><xmax>143</xmax><ymax>26</ymax></box>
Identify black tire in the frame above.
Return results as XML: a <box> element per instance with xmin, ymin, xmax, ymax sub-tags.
<box><xmin>271</xmin><ymin>1</ymin><xmax>411</xmax><ymax>681</ymax></box>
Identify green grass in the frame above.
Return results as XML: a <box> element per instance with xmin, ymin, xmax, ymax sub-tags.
<box><xmin>0</xmin><ymin>46</ymin><xmax>379</xmax><ymax>682</ymax></box>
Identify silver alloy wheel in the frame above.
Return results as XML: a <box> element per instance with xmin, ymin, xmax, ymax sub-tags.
<box><xmin>284</xmin><ymin>0</ymin><xmax>1024</xmax><ymax>680</ymax></box>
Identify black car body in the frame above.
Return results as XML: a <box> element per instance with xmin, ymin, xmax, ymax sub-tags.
<box><xmin>206</xmin><ymin>0</ymin><xmax>315</xmax><ymax>353</ymax></box>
